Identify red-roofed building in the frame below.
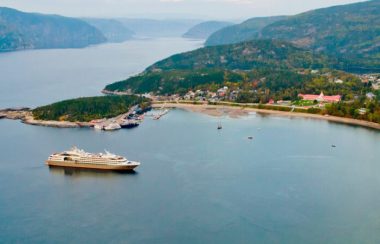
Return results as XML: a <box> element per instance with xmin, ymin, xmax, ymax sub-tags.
<box><xmin>298</xmin><ymin>92</ymin><xmax>341</xmax><ymax>103</ymax></box>
<box><xmin>267</xmin><ymin>99</ymin><xmax>275</xmax><ymax>104</ymax></box>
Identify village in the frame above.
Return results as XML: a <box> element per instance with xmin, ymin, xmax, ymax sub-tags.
<box><xmin>140</xmin><ymin>72</ymin><xmax>379</xmax><ymax>116</ymax></box>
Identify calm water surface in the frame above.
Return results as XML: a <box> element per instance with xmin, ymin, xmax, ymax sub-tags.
<box><xmin>0</xmin><ymin>38</ymin><xmax>203</xmax><ymax>108</ymax></box>
<box><xmin>0</xmin><ymin>38</ymin><xmax>380</xmax><ymax>244</ymax></box>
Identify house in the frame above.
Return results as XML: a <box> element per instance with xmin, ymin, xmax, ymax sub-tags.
<box><xmin>298</xmin><ymin>92</ymin><xmax>341</xmax><ymax>103</ymax></box>
<box><xmin>334</xmin><ymin>79</ymin><xmax>344</xmax><ymax>84</ymax></box>
<box><xmin>207</xmin><ymin>91</ymin><xmax>217</xmax><ymax>98</ymax></box>
<box><xmin>217</xmin><ymin>86</ymin><xmax>229</xmax><ymax>97</ymax></box>
<box><xmin>311</xmin><ymin>70</ymin><xmax>319</xmax><ymax>74</ymax></box>
<box><xmin>229</xmin><ymin>90</ymin><xmax>240</xmax><ymax>101</ymax></box>
<box><xmin>372</xmin><ymin>81</ymin><xmax>380</xmax><ymax>90</ymax></box>
<box><xmin>184</xmin><ymin>91</ymin><xmax>195</xmax><ymax>100</ymax></box>
<box><xmin>366</xmin><ymin>92</ymin><xmax>376</xmax><ymax>100</ymax></box>
<box><xmin>195</xmin><ymin>90</ymin><xmax>205</xmax><ymax>96</ymax></box>
<box><xmin>267</xmin><ymin>99</ymin><xmax>275</xmax><ymax>105</ymax></box>
<box><xmin>277</xmin><ymin>100</ymin><xmax>292</xmax><ymax>106</ymax></box>
<box><xmin>359</xmin><ymin>108</ymin><xmax>367</xmax><ymax>115</ymax></box>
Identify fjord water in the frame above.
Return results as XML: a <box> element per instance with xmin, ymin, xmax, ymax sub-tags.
<box><xmin>0</xmin><ymin>38</ymin><xmax>380</xmax><ymax>244</ymax></box>
<box><xmin>0</xmin><ymin>110</ymin><xmax>380</xmax><ymax>243</ymax></box>
<box><xmin>0</xmin><ymin>38</ymin><xmax>203</xmax><ymax>108</ymax></box>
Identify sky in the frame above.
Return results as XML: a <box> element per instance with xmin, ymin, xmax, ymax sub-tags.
<box><xmin>0</xmin><ymin>0</ymin><xmax>367</xmax><ymax>20</ymax></box>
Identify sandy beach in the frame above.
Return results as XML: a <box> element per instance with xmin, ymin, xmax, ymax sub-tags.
<box><xmin>153</xmin><ymin>102</ymin><xmax>380</xmax><ymax>130</ymax></box>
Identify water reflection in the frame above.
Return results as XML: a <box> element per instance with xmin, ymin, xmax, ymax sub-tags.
<box><xmin>48</xmin><ymin>166</ymin><xmax>139</xmax><ymax>178</ymax></box>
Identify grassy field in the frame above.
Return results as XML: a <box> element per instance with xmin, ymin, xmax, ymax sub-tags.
<box><xmin>292</xmin><ymin>100</ymin><xmax>316</xmax><ymax>107</ymax></box>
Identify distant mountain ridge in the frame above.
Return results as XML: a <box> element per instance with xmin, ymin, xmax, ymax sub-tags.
<box><xmin>205</xmin><ymin>16</ymin><xmax>287</xmax><ymax>46</ymax></box>
<box><xmin>0</xmin><ymin>7</ymin><xmax>106</xmax><ymax>52</ymax></box>
<box><xmin>182</xmin><ymin>21</ymin><xmax>234</xmax><ymax>39</ymax></box>
<box><xmin>83</xmin><ymin>18</ymin><xmax>135</xmax><ymax>43</ymax></box>
<box><xmin>117</xmin><ymin>18</ymin><xmax>202</xmax><ymax>37</ymax></box>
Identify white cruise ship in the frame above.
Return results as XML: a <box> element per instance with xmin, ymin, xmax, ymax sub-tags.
<box><xmin>46</xmin><ymin>147</ymin><xmax>140</xmax><ymax>171</ymax></box>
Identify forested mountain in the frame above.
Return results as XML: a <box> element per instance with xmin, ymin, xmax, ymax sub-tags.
<box><xmin>149</xmin><ymin>39</ymin><xmax>331</xmax><ymax>71</ymax></box>
<box><xmin>83</xmin><ymin>18</ymin><xmax>134</xmax><ymax>43</ymax></box>
<box><xmin>0</xmin><ymin>7</ymin><xmax>106</xmax><ymax>52</ymax></box>
<box><xmin>205</xmin><ymin>16</ymin><xmax>286</xmax><ymax>46</ymax></box>
<box><xmin>205</xmin><ymin>1</ymin><xmax>380</xmax><ymax>71</ymax></box>
<box><xmin>258</xmin><ymin>0</ymin><xmax>380</xmax><ymax>70</ymax></box>
<box><xmin>33</xmin><ymin>95</ymin><xmax>150</xmax><ymax>122</ymax></box>
<box><xmin>104</xmin><ymin>39</ymin><xmax>335</xmax><ymax>95</ymax></box>
<box><xmin>182</xmin><ymin>21</ymin><xmax>233</xmax><ymax>39</ymax></box>
<box><xmin>104</xmin><ymin>38</ymin><xmax>377</xmax><ymax>122</ymax></box>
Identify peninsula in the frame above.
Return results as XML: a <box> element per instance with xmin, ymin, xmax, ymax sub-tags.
<box><xmin>0</xmin><ymin>95</ymin><xmax>151</xmax><ymax>128</ymax></box>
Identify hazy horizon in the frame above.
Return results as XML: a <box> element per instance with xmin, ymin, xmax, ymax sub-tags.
<box><xmin>0</xmin><ymin>0</ymin><xmax>368</xmax><ymax>20</ymax></box>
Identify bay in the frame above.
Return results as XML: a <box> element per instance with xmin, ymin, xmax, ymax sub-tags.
<box><xmin>0</xmin><ymin>38</ymin><xmax>380</xmax><ymax>244</ymax></box>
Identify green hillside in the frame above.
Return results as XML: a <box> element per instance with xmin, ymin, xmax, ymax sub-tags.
<box><xmin>259</xmin><ymin>0</ymin><xmax>380</xmax><ymax>71</ymax></box>
<box><xmin>104</xmin><ymin>39</ymin><xmax>343</xmax><ymax>96</ymax></box>
<box><xmin>205</xmin><ymin>1</ymin><xmax>380</xmax><ymax>71</ymax></box>
<box><xmin>33</xmin><ymin>95</ymin><xmax>150</xmax><ymax>122</ymax></box>
<box><xmin>149</xmin><ymin>39</ymin><xmax>331</xmax><ymax>71</ymax></box>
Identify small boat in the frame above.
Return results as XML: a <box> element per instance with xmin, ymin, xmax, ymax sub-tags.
<box><xmin>104</xmin><ymin>123</ymin><xmax>121</xmax><ymax>131</ymax></box>
<box><xmin>217</xmin><ymin>122</ymin><xmax>222</xmax><ymax>130</ymax></box>
<box><xmin>94</xmin><ymin>124</ymin><xmax>104</xmax><ymax>130</ymax></box>
<box><xmin>331</xmin><ymin>145</ymin><xmax>337</xmax><ymax>148</ymax></box>
<box><xmin>248</xmin><ymin>136</ymin><xmax>253</xmax><ymax>140</ymax></box>
<box><xmin>120</xmin><ymin>119</ymin><xmax>140</xmax><ymax>129</ymax></box>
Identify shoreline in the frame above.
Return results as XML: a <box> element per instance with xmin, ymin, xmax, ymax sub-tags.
<box><xmin>152</xmin><ymin>102</ymin><xmax>380</xmax><ymax>131</ymax></box>
<box><xmin>0</xmin><ymin>110</ymin><xmax>92</xmax><ymax>128</ymax></box>
<box><xmin>2</xmin><ymin>103</ymin><xmax>379</xmax><ymax>131</ymax></box>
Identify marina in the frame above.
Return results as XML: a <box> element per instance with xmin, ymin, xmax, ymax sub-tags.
<box><xmin>89</xmin><ymin>105</ymin><xmax>151</xmax><ymax>131</ymax></box>
<box><xmin>152</xmin><ymin>109</ymin><xmax>169</xmax><ymax>120</ymax></box>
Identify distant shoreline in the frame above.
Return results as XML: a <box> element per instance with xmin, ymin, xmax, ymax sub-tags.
<box><xmin>152</xmin><ymin>102</ymin><xmax>380</xmax><ymax>131</ymax></box>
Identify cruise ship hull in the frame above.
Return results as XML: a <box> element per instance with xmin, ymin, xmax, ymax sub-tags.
<box><xmin>46</xmin><ymin>160</ymin><xmax>139</xmax><ymax>171</ymax></box>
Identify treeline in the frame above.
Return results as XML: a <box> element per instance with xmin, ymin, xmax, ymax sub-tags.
<box><xmin>148</xmin><ymin>39</ymin><xmax>331</xmax><ymax>71</ymax></box>
<box><xmin>325</xmin><ymin>100</ymin><xmax>380</xmax><ymax>124</ymax></box>
<box><xmin>32</xmin><ymin>95</ymin><xmax>150</xmax><ymax>122</ymax></box>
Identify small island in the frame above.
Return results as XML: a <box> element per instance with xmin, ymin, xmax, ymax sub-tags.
<box><xmin>1</xmin><ymin>95</ymin><xmax>151</xmax><ymax>129</ymax></box>
<box><xmin>33</xmin><ymin>95</ymin><xmax>150</xmax><ymax>122</ymax></box>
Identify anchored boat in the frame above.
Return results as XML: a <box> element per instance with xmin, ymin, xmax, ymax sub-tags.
<box><xmin>46</xmin><ymin>147</ymin><xmax>140</xmax><ymax>171</ymax></box>
<box><xmin>120</xmin><ymin>119</ymin><xmax>140</xmax><ymax>128</ymax></box>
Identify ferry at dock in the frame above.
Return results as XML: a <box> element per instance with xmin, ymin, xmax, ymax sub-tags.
<box><xmin>46</xmin><ymin>147</ymin><xmax>140</xmax><ymax>171</ymax></box>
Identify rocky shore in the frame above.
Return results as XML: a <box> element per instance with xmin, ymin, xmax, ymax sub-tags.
<box><xmin>0</xmin><ymin>108</ymin><xmax>92</xmax><ymax>128</ymax></box>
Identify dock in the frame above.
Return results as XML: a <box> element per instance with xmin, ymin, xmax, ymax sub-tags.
<box><xmin>90</xmin><ymin>105</ymin><xmax>149</xmax><ymax>131</ymax></box>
